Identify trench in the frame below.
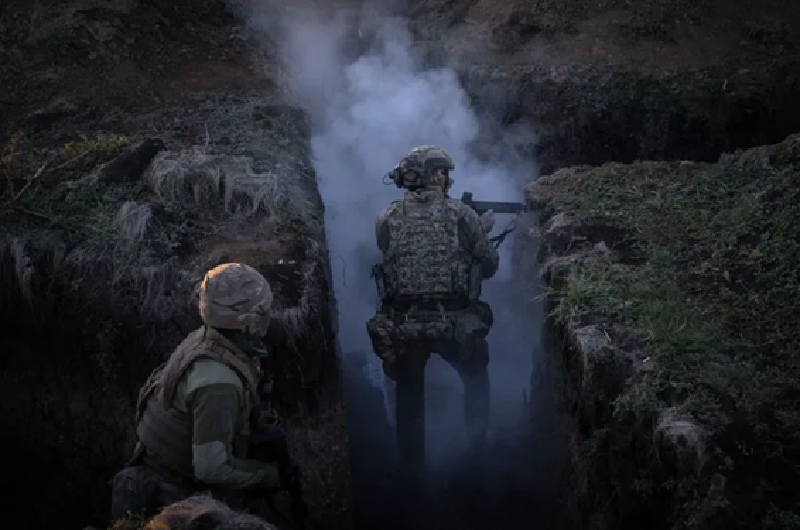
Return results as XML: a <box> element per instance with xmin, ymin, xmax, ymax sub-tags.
<box><xmin>2</xmin><ymin>3</ymin><xmax>799</xmax><ymax>530</ymax></box>
<box><xmin>308</xmin><ymin>15</ymin><xmax>573</xmax><ymax>530</ymax></box>
<box><xmin>333</xmin><ymin>214</ymin><xmax>569</xmax><ymax>530</ymax></box>
<box><xmin>0</xmin><ymin>94</ymin><xmax>348</xmax><ymax>528</ymax></box>
<box><xmin>0</xmin><ymin>221</ymin><xmax>344</xmax><ymax>530</ymax></box>
<box><xmin>316</xmin><ymin>12</ymin><xmax>800</xmax><ymax>530</ymax></box>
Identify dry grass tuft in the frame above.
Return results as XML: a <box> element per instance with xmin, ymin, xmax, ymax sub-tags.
<box><xmin>0</xmin><ymin>238</ymin><xmax>35</xmax><ymax>306</ymax></box>
<box><xmin>116</xmin><ymin>201</ymin><xmax>154</xmax><ymax>243</ymax></box>
<box><xmin>146</xmin><ymin>147</ymin><xmax>316</xmax><ymax>220</ymax></box>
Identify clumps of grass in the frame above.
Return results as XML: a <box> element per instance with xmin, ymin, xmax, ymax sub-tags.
<box><xmin>1</xmin><ymin>131</ymin><xmax>130</xmax><ymax>206</ymax></box>
<box><xmin>0</xmin><ymin>134</ymin><xmax>180</xmax><ymax>324</ymax></box>
<box><xmin>531</xmin><ymin>134</ymin><xmax>800</xmax><ymax>526</ymax></box>
<box><xmin>62</xmin><ymin>133</ymin><xmax>130</xmax><ymax>162</ymax></box>
<box><xmin>145</xmin><ymin>145</ymin><xmax>316</xmax><ymax>220</ymax></box>
<box><xmin>0</xmin><ymin>93</ymin><xmax>342</xmax><ymax>529</ymax></box>
<box><xmin>1</xmin><ymin>95</ymin><xmax>329</xmax><ymax>352</ymax></box>
<box><xmin>0</xmin><ymin>237</ymin><xmax>35</xmax><ymax>306</ymax></box>
<box><xmin>116</xmin><ymin>201</ymin><xmax>154</xmax><ymax>243</ymax></box>
<box><xmin>0</xmin><ymin>132</ymin><xmax>24</xmax><ymax>182</ymax></box>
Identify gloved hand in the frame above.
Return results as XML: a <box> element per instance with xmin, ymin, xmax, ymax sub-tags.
<box><xmin>480</xmin><ymin>209</ymin><xmax>495</xmax><ymax>233</ymax></box>
<box><xmin>257</xmin><ymin>408</ymin><xmax>282</xmax><ymax>430</ymax></box>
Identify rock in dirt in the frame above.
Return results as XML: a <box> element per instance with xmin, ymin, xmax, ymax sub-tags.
<box><xmin>570</xmin><ymin>324</ymin><xmax>633</xmax><ymax>430</ymax></box>
<box><xmin>98</xmin><ymin>138</ymin><xmax>165</xmax><ymax>183</ymax></box>
<box><xmin>654</xmin><ymin>407</ymin><xmax>707</xmax><ymax>476</ymax></box>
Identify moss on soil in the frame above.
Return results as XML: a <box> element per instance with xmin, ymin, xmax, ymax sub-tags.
<box><xmin>527</xmin><ymin>134</ymin><xmax>800</xmax><ymax>529</ymax></box>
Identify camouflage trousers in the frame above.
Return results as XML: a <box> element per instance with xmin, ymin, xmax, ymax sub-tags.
<box><xmin>110</xmin><ymin>464</ymin><xmax>195</xmax><ymax>522</ymax></box>
<box><xmin>367</xmin><ymin>301</ymin><xmax>493</xmax><ymax>484</ymax></box>
<box><xmin>110</xmin><ymin>462</ymin><xmax>242</xmax><ymax>522</ymax></box>
<box><xmin>392</xmin><ymin>337</ymin><xmax>490</xmax><ymax>486</ymax></box>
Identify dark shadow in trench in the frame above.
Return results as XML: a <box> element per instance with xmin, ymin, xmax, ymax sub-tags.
<box><xmin>341</xmin><ymin>212</ymin><xmax>571</xmax><ymax>530</ymax></box>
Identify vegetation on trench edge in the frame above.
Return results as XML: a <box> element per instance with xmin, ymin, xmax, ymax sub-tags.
<box><xmin>0</xmin><ymin>102</ymin><xmax>325</xmax><ymax>384</ymax></box>
<box><xmin>1</xmin><ymin>108</ymin><xmax>320</xmax><ymax>286</ymax></box>
<box><xmin>543</xmin><ymin>134</ymin><xmax>800</xmax><ymax>527</ymax></box>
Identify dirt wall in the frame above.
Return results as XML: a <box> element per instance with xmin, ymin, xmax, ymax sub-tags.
<box><xmin>0</xmin><ymin>2</ymin><xmax>352</xmax><ymax>529</ymax></box>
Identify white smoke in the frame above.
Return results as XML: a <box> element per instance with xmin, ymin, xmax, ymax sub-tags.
<box><xmin>239</xmin><ymin>2</ymin><xmax>540</xmax><ymax>469</ymax></box>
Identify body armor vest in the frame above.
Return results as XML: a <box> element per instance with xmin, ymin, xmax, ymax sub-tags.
<box><xmin>135</xmin><ymin>327</ymin><xmax>260</xmax><ymax>479</ymax></box>
<box><xmin>383</xmin><ymin>193</ymin><xmax>473</xmax><ymax>304</ymax></box>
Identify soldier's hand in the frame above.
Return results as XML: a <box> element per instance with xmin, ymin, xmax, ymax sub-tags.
<box><xmin>258</xmin><ymin>408</ymin><xmax>282</xmax><ymax>430</ymax></box>
<box><xmin>259</xmin><ymin>463</ymin><xmax>282</xmax><ymax>490</ymax></box>
<box><xmin>480</xmin><ymin>209</ymin><xmax>495</xmax><ymax>233</ymax></box>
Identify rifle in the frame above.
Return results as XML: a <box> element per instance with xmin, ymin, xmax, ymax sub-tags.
<box><xmin>249</xmin><ymin>426</ymin><xmax>308</xmax><ymax>529</ymax></box>
<box><xmin>460</xmin><ymin>191</ymin><xmax>525</xmax><ymax>216</ymax></box>
<box><xmin>459</xmin><ymin>191</ymin><xmax>526</xmax><ymax>247</ymax></box>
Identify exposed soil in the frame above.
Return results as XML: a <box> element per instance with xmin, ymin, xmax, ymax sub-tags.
<box><xmin>408</xmin><ymin>0</ymin><xmax>800</xmax><ymax>174</ymax></box>
<box><xmin>413</xmin><ymin>0</ymin><xmax>800</xmax><ymax>528</ymax></box>
<box><xmin>2</xmin><ymin>0</ymin><xmax>800</xmax><ymax>529</ymax></box>
<box><xmin>415</xmin><ymin>0</ymin><xmax>800</xmax><ymax>70</ymax></box>
<box><xmin>527</xmin><ymin>135</ymin><xmax>800</xmax><ymax>530</ymax></box>
<box><xmin>0</xmin><ymin>1</ymin><xmax>350</xmax><ymax>529</ymax></box>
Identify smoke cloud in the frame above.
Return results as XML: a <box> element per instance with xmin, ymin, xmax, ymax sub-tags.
<box><xmin>237</xmin><ymin>0</ymin><xmax>542</xmax><ymax>478</ymax></box>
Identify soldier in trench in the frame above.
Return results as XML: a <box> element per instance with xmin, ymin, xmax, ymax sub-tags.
<box><xmin>110</xmin><ymin>262</ymin><xmax>286</xmax><ymax>521</ymax></box>
<box><xmin>367</xmin><ymin>146</ymin><xmax>499</xmax><ymax>490</ymax></box>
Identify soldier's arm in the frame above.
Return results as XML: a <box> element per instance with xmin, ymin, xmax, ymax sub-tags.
<box><xmin>458</xmin><ymin>204</ymin><xmax>500</xmax><ymax>279</ymax></box>
<box><xmin>188</xmin><ymin>380</ymin><xmax>277</xmax><ymax>488</ymax></box>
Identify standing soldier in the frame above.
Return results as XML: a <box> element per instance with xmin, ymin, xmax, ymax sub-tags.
<box><xmin>367</xmin><ymin>146</ymin><xmax>499</xmax><ymax>489</ymax></box>
<box><xmin>111</xmin><ymin>262</ymin><xmax>284</xmax><ymax>520</ymax></box>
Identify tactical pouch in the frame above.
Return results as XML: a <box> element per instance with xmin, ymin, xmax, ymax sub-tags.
<box><xmin>370</xmin><ymin>263</ymin><xmax>387</xmax><ymax>302</ymax></box>
<box><xmin>366</xmin><ymin>313</ymin><xmax>401</xmax><ymax>363</ymax></box>
<box><xmin>452</xmin><ymin>311</ymin><xmax>490</xmax><ymax>363</ymax></box>
<box><xmin>467</xmin><ymin>264</ymin><xmax>483</xmax><ymax>301</ymax></box>
<box><xmin>453</xmin><ymin>312</ymin><xmax>488</xmax><ymax>344</ymax></box>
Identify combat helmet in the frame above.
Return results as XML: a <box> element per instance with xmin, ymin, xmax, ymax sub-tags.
<box><xmin>389</xmin><ymin>145</ymin><xmax>455</xmax><ymax>189</ymax></box>
<box><xmin>198</xmin><ymin>263</ymin><xmax>273</xmax><ymax>337</ymax></box>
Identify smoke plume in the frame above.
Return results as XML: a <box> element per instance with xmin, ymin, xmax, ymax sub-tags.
<box><xmin>236</xmin><ymin>1</ymin><xmax>549</xmax><ymax>517</ymax></box>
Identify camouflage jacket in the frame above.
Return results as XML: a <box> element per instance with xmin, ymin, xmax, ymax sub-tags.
<box><xmin>135</xmin><ymin>327</ymin><xmax>274</xmax><ymax>488</ymax></box>
<box><xmin>375</xmin><ymin>188</ymin><xmax>499</xmax><ymax>307</ymax></box>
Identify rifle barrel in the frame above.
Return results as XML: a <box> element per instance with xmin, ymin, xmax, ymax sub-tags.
<box><xmin>470</xmin><ymin>200</ymin><xmax>524</xmax><ymax>215</ymax></box>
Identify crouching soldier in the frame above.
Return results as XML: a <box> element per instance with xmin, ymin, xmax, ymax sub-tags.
<box><xmin>111</xmin><ymin>262</ymin><xmax>283</xmax><ymax>521</ymax></box>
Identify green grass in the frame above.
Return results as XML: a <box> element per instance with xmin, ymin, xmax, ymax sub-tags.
<box><xmin>536</xmin><ymin>134</ymin><xmax>800</xmax><ymax>525</ymax></box>
<box><xmin>0</xmin><ymin>99</ymin><xmax>323</xmax><ymax>316</ymax></box>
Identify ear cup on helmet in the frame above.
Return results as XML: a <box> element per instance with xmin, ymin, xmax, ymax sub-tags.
<box><xmin>390</xmin><ymin>146</ymin><xmax>455</xmax><ymax>190</ymax></box>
